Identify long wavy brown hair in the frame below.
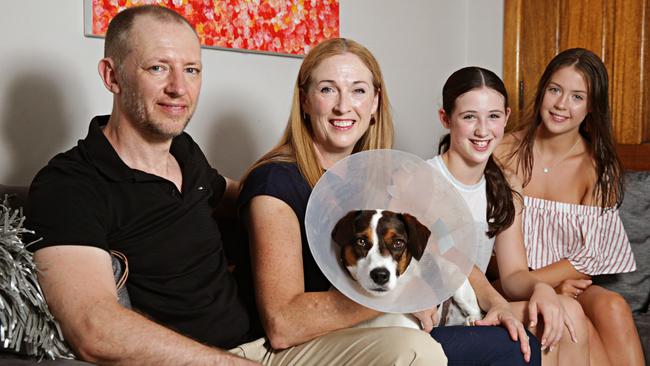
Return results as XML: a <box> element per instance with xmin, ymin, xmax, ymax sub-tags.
<box><xmin>241</xmin><ymin>38</ymin><xmax>394</xmax><ymax>188</ymax></box>
<box><xmin>438</xmin><ymin>67</ymin><xmax>517</xmax><ymax>238</ymax></box>
<box><xmin>509</xmin><ymin>48</ymin><xmax>623</xmax><ymax>209</ymax></box>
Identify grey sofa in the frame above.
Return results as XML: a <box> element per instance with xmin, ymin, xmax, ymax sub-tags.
<box><xmin>0</xmin><ymin>185</ymin><xmax>93</xmax><ymax>365</ymax></box>
<box><xmin>1</xmin><ymin>171</ymin><xmax>649</xmax><ymax>364</ymax></box>
<box><xmin>593</xmin><ymin>170</ymin><xmax>650</xmax><ymax>365</ymax></box>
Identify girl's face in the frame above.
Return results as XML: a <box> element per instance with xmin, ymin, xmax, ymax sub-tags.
<box><xmin>302</xmin><ymin>52</ymin><xmax>378</xmax><ymax>166</ymax></box>
<box><xmin>540</xmin><ymin>65</ymin><xmax>589</xmax><ymax>135</ymax></box>
<box><xmin>440</xmin><ymin>87</ymin><xmax>509</xmax><ymax>166</ymax></box>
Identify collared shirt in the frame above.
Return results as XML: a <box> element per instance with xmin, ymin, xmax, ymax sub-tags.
<box><xmin>26</xmin><ymin>115</ymin><xmax>250</xmax><ymax>348</ymax></box>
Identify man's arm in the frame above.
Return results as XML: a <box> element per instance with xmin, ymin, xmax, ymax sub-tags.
<box><xmin>34</xmin><ymin>245</ymin><xmax>257</xmax><ymax>366</ymax></box>
<box><xmin>214</xmin><ymin>177</ymin><xmax>240</xmax><ymax>218</ymax></box>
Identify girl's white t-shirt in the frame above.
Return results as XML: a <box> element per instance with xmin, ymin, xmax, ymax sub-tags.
<box><xmin>427</xmin><ymin>155</ymin><xmax>495</xmax><ymax>272</ymax></box>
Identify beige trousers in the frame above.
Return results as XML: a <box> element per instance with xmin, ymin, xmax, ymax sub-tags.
<box><xmin>229</xmin><ymin>327</ymin><xmax>447</xmax><ymax>366</ymax></box>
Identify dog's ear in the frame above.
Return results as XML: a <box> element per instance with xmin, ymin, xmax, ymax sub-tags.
<box><xmin>400</xmin><ymin>213</ymin><xmax>431</xmax><ymax>261</ymax></box>
<box><xmin>331</xmin><ymin>210</ymin><xmax>360</xmax><ymax>245</ymax></box>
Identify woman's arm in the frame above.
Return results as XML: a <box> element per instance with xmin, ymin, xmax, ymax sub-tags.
<box><xmin>244</xmin><ymin>196</ymin><xmax>379</xmax><ymax>349</ymax></box>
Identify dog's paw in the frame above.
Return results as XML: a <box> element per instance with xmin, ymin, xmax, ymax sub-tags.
<box><xmin>464</xmin><ymin>315</ymin><xmax>480</xmax><ymax>326</ymax></box>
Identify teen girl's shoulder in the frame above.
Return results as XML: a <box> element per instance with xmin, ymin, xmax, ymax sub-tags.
<box><xmin>576</xmin><ymin>148</ymin><xmax>599</xmax><ymax>205</ymax></box>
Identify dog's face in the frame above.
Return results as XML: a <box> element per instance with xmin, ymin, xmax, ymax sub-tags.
<box><xmin>331</xmin><ymin>210</ymin><xmax>431</xmax><ymax>296</ymax></box>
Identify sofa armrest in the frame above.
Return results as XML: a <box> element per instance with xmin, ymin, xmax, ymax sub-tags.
<box><xmin>0</xmin><ymin>184</ymin><xmax>28</xmax><ymax>210</ymax></box>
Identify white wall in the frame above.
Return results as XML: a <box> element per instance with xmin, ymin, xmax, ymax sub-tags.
<box><xmin>0</xmin><ymin>0</ymin><xmax>503</xmax><ymax>186</ymax></box>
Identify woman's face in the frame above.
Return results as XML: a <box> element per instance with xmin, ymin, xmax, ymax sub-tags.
<box><xmin>441</xmin><ymin>87</ymin><xmax>509</xmax><ymax>167</ymax></box>
<box><xmin>302</xmin><ymin>52</ymin><xmax>378</xmax><ymax>166</ymax></box>
<box><xmin>540</xmin><ymin>65</ymin><xmax>589</xmax><ymax>135</ymax></box>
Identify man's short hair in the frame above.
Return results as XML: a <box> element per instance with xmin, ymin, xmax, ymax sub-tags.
<box><xmin>104</xmin><ymin>5</ymin><xmax>198</xmax><ymax>68</ymax></box>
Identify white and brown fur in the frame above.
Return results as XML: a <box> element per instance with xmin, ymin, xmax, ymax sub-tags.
<box><xmin>332</xmin><ymin>209</ymin><xmax>482</xmax><ymax>329</ymax></box>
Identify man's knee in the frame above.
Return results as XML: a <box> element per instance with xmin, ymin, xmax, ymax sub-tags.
<box><xmin>375</xmin><ymin>327</ymin><xmax>447</xmax><ymax>365</ymax></box>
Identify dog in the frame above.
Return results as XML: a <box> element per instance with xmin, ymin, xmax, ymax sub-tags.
<box><xmin>331</xmin><ymin>209</ymin><xmax>430</xmax><ymax>296</ymax></box>
<box><xmin>331</xmin><ymin>209</ymin><xmax>482</xmax><ymax>329</ymax></box>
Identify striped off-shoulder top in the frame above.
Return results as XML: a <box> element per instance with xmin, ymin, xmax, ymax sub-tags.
<box><xmin>523</xmin><ymin>196</ymin><xmax>636</xmax><ymax>275</ymax></box>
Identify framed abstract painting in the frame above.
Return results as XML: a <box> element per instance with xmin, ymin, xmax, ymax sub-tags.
<box><xmin>83</xmin><ymin>0</ymin><xmax>340</xmax><ymax>57</ymax></box>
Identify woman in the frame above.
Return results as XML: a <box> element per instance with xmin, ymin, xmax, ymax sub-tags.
<box><xmin>239</xmin><ymin>38</ymin><xmax>539</xmax><ymax>365</ymax></box>
<box><xmin>498</xmin><ymin>48</ymin><xmax>643</xmax><ymax>365</ymax></box>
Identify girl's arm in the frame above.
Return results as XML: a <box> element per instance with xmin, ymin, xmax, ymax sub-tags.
<box><xmin>494</xmin><ymin>178</ymin><xmax>577</xmax><ymax>348</ymax></box>
<box><xmin>468</xmin><ymin>266</ymin><xmax>532</xmax><ymax>362</ymax></box>
<box><xmin>469</xmin><ymin>265</ymin><xmax>510</xmax><ymax>312</ymax></box>
<box><xmin>532</xmin><ymin>260</ymin><xmax>591</xmax><ymax>288</ymax></box>
<box><xmin>244</xmin><ymin>195</ymin><xmax>379</xmax><ymax>349</ymax></box>
<box><xmin>493</xmin><ymin>201</ymin><xmax>542</xmax><ymax>301</ymax></box>
<box><xmin>493</xmin><ymin>171</ymin><xmax>550</xmax><ymax>299</ymax></box>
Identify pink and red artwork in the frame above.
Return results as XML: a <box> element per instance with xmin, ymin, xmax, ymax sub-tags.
<box><xmin>86</xmin><ymin>0</ymin><xmax>340</xmax><ymax>57</ymax></box>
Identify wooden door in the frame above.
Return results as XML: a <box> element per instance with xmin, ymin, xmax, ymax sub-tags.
<box><xmin>503</xmin><ymin>0</ymin><xmax>650</xmax><ymax>170</ymax></box>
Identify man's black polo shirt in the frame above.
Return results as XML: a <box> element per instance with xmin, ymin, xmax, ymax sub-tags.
<box><xmin>26</xmin><ymin>115</ymin><xmax>250</xmax><ymax>349</ymax></box>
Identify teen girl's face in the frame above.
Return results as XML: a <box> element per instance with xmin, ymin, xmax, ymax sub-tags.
<box><xmin>302</xmin><ymin>53</ymin><xmax>378</xmax><ymax>166</ymax></box>
<box><xmin>540</xmin><ymin>65</ymin><xmax>589</xmax><ymax>136</ymax></box>
<box><xmin>441</xmin><ymin>87</ymin><xmax>509</xmax><ymax>166</ymax></box>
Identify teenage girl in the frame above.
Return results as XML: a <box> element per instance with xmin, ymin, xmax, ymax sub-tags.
<box><xmin>429</xmin><ymin>66</ymin><xmax>590</xmax><ymax>366</ymax></box>
<box><xmin>497</xmin><ymin>48</ymin><xmax>643</xmax><ymax>366</ymax></box>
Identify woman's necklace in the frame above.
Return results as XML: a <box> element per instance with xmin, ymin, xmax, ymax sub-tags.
<box><xmin>534</xmin><ymin>137</ymin><xmax>581</xmax><ymax>174</ymax></box>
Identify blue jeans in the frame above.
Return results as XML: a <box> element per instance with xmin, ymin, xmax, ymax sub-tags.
<box><xmin>431</xmin><ymin>326</ymin><xmax>541</xmax><ymax>366</ymax></box>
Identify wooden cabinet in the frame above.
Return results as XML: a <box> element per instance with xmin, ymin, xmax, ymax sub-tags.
<box><xmin>503</xmin><ymin>0</ymin><xmax>650</xmax><ymax>170</ymax></box>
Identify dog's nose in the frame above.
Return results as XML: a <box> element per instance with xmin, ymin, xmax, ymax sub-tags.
<box><xmin>370</xmin><ymin>268</ymin><xmax>390</xmax><ymax>285</ymax></box>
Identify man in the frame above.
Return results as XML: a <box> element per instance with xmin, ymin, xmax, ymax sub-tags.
<box><xmin>27</xmin><ymin>5</ymin><xmax>256</xmax><ymax>365</ymax></box>
<box><xmin>27</xmin><ymin>5</ymin><xmax>445</xmax><ymax>365</ymax></box>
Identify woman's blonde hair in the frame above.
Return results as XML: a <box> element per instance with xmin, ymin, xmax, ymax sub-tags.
<box><xmin>242</xmin><ymin>38</ymin><xmax>394</xmax><ymax>188</ymax></box>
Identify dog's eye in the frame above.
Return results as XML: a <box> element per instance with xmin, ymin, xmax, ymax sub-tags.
<box><xmin>392</xmin><ymin>239</ymin><xmax>405</xmax><ymax>249</ymax></box>
<box><xmin>356</xmin><ymin>238</ymin><xmax>368</xmax><ymax>247</ymax></box>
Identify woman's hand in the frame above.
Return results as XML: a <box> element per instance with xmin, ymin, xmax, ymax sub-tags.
<box><xmin>476</xmin><ymin>302</ymin><xmax>531</xmax><ymax>363</ymax></box>
<box><xmin>411</xmin><ymin>307</ymin><xmax>439</xmax><ymax>332</ymax></box>
<box><xmin>554</xmin><ymin>279</ymin><xmax>592</xmax><ymax>299</ymax></box>
<box><xmin>528</xmin><ymin>282</ymin><xmax>577</xmax><ymax>351</ymax></box>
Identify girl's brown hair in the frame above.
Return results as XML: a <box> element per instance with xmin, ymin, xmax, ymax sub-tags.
<box><xmin>510</xmin><ymin>48</ymin><xmax>623</xmax><ymax>209</ymax></box>
<box><xmin>438</xmin><ymin>66</ymin><xmax>516</xmax><ymax>238</ymax></box>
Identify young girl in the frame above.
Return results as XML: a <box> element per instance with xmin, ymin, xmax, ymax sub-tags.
<box><xmin>429</xmin><ymin>66</ymin><xmax>590</xmax><ymax>366</ymax></box>
<box><xmin>498</xmin><ymin>48</ymin><xmax>643</xmax><ymax>365</ymax></box>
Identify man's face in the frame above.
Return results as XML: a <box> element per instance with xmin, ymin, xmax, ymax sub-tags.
<box><xmin>117</xmin><ymin>17</ymin><xmax>202</xmax><ymax>140</ymax></box>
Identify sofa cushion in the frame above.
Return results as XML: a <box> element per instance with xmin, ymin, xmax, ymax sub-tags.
<box><xmin>594</xmin><ymin>171</ymin><xmax>650</xmax><ymax>313</ymax></box>
<box><xmin>634</xmin><ymin>312</ymin><xmax>650</xmax><ymax>366</ymax></box>
<box><xmin>0</xmin><ymin>352</ymin><xmax>93</xmax><ymax>365</ymax></box>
